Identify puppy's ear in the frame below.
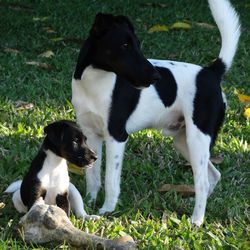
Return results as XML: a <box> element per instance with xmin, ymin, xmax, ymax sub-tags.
<box><xmin>44</xmin><ymin>122</ymin><xmax>64</xmax><ymax>146</ymax></box>
<box><xmin>73</xmin><ymin>37</ymin><xmax>93</xmax><ymax>80</ymax></box>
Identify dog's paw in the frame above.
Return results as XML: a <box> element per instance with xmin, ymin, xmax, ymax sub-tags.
<box><xmin>191</xmin><ymin>216</ymin><xmax>203</xmax><ymax>227</ymax></box>
<box><xmin>99</xmin><ymin>204</ymin><xmax>115</xmax><ymax>215</ymax></box>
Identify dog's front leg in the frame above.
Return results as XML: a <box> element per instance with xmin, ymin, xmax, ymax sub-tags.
<box><xmin>85</xmin><ymin>134</ymin><xmax>103</xmax><ymax>203</ymax></box>
<box><xmin>99</xmin><ymin>137</ymin><xmax>126</xmax><ymax>214</ymax></box>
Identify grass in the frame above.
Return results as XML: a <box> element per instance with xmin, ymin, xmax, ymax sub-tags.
<box><xmin>0</xmin><ymin>0</ymin><xmax>249</xmax><ymax>249</ymax></box>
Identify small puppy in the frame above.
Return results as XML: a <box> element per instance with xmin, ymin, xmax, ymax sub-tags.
<box><xmin>5</xmin><ymin>120</ymin><xmax>97</xmax><ymax>218</ymax></box>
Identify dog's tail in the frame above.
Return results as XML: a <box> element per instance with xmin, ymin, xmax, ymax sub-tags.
<box><xmin>4</xmin><ymin>180</ymin><xmax>22</xmax><ymax>193</ymax></box>
<box><xmin>208</xmin><ymin>0</ymin><xmax>240</xmax><ymax>74</ymax></box>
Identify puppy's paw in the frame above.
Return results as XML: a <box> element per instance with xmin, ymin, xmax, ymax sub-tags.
<box><xmin>83</xmin><ymin>214</ymin><xmax>101</xmax><ymax>221</ymax></box>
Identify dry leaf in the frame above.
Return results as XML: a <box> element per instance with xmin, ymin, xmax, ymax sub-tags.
<box><xmin>0</xmin><ymin>3</ymin><xmax>33</xmax><ymax>12</ymax></box>
<box><xmin>42</xmin><ymin>26</ymin><xmax>56</xmax><ymax>33</ymax></box>
<box><xmin>184</xmin><ymin>155</ymin><xmax>224</xmax><ymax>166</ymax></box>
<box><xmin>148</xmin><ymin>24</ymin><xmax>169</xmax><ymax>33</ymax></box>
<box><xmin>26</xmin><ymin>61</ymin><xmax>52</xmax><ymax>70</ymax></box>
<box><xmin>38</xmin><ymin>50</ymin><xmax>54</xmax><ymax>58</ymax></box>
<box><xmin>15</xmin><ymin>100</ymin><xmax>34</xmax><ymax>110</ymax></box>
<box><xmin>4</xmin><ymin>48</ymin><xmax>19</xmax><ymax>53</ymax></box>
<box><xmin>0</xmin><ymin>202</ymin><xmax>5</xmax><ymax>209</ymax></box>
<box><xmin>158</xmin><ymin>184</ymin><xmax>195</xmax><ymax>197</ymax></box>
<box><xmin>140</xmin><ymin>3</ymin><xmax>168</xmax><ymax>8</ymax></box>
<box><xmin>51</xmin><ymin>37</ymin><xmax>64</xmax><ymax>42</ymax></box>
<box><xmin>170</xmin><ymin>22</ymin><xmax>191</xmax><ymax>30</ymax></box>
<box><xmin>244</xmin><ymin>107</ymin><xmax>250</xmax><ymax>119</ymax></box>
<box><xmin>210</xmin><ymin>154</ymin><xmax>224</xmax><ymax>164</ymax></box>
<box><xmin>194</xmin><ymin>22</ymin><xmax>215</xmax><ymax>29</ymax></box>
<box><xmin>237</xmin><ymin>93</ymin><xmax>250</xmax><ymax>103</ymax></box>
<box><xmin>33</xmin><ymin>16</ymin><xmax>49</xmax><ymax>22</ymax></box>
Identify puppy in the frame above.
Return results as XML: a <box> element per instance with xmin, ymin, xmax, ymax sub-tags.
<box><xmin>71</xmin><ymin>0</ymin><xmax>240</xmax><ymax>226</ymax></box>
<box><xmin>5</xmin><ymin>120</ymin><xmax>97</xmax><ymax>218</ymax></box>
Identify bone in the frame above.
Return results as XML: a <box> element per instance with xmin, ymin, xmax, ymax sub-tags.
<box><xmin>19</xmin><ymin>204</ymin><xmax>137</xmax><ymax>250</ymax></box>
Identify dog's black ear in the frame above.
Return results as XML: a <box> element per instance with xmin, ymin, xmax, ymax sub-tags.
<box><xmin>44</xmin><ymin>121</ymin><xmax>64</xmax><ymax>147</ymax></box>
<box><xmin>73</xmin><ymin>37</ymin><xmax>93</xmax><ymax>80</ymax></box>
<box><xmin>90</xmin><ymin>13</ymin><xmax>134</xmax><ymax>36</ymax></box>
<box><xmin>90</xmin><ymin>13</ymin><xmax>116</xmax><ymax>36</ymax></box>
<box><xmin>116</xmin><ymin>15</ymin><xmax>135</xmax><ymax>33</ymax></box>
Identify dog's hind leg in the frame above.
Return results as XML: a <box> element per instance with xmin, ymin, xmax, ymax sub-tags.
<box><xmin>174</xmin><ymin>129</ymin><xmax>220</xmax><ymax>198</ymax></box>
<box><xmin>99</xmin><ymin>137</ymin><xmax>126</xmax><ymax>214</ymax></box>
<box><xmin>207</xmin><ymin>161</ymin><xmax>221</xmax><ymax>197</ymax></box>
<box><xmin>85</xmin><ymin>134</ymin><xmax>103</xmax><ymax>203</ymax></box>
<box><xmin>185</xmin><ymin>123</ymin><xmax>211</xmax><ymax>226</ymax></box>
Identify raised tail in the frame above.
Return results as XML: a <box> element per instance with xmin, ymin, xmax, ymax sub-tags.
<box><xmin>4</xmin><ymin>180</ymin><xmax>22</xmax><ymax>193</ymax></box>
<box><xmin>208</xmin><ymin>0</ymin><xmax>241</xmax><ymax>72</ymax></box>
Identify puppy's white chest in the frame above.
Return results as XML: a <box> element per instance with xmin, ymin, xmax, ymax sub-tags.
<box><xmin>38</xmin><ymin>153</ymin><xmax>69</xmax><ymax>205</ymax></box>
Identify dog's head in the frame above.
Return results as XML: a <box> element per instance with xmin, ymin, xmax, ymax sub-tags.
<box><xmin>44</xmin><ymin>120</ymin><xmax>97</xmax><ymax>169</ymax></box>
<box><xmin>74</xmin><ymin>13</ymin><xmax>160</xmax><ymax>88</ymax></box>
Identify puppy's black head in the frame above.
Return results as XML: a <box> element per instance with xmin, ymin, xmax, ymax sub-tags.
<box><xmin>44</xmin><ymin>120</ymin><xmax>97</xmax><ymax>168</ymax></box>
<box><xmin>74</xmin><ymin>13</ymin><xmax>160</xmax><ymax>88</ymax></box>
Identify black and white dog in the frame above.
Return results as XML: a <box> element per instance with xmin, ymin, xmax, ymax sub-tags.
<box><xmin>71</xmin><ymin>0</ymin><xmax>240</xmax><ymax>226</ymax></box>
<box><xmin>5</xmin><ymin>120</ymin><xmax>98</xmax><ymax>218</ymax></box>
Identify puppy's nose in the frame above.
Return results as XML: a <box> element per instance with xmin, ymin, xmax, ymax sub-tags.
<box><xmin>89</xmin><ymin>150</ymin><xmax>97</xmax><ymax>162</ymax></box>
<box><xmin>91</xmin><ymin>154</ymin><xmax>97</xmax><ymax>161</ymax></box>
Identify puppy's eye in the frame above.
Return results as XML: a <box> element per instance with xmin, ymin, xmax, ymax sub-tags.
<box><xmin>73</xmin><ymin>137</ymin><xmax>80</xmax><ymax>144</ymax></box>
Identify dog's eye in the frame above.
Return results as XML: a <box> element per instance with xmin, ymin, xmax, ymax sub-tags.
<box><xmin>121</xmin><ymin>43</ymin><xmax>130</xmax><ymax>49</ymax></box>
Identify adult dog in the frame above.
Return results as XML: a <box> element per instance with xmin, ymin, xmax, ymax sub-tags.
<box><xmin>5</xmin><ymin>120</ymin><xmax>97</xmax><ymax>219</ymax></box>
<box><xmin>71</xmin><ymin>0</ymin><xmax>240</xmax><ymax>226</ymax></box>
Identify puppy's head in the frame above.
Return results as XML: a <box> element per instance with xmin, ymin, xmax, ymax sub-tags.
<box><xmin>74</xmin><ymin>13</ymin><xmax>160</xmax><ymax>88</ymax></box>
<box><xmin>44</xmin><ymin>120</ymin><xmax>97</xmax><ymax>168</ymax></box>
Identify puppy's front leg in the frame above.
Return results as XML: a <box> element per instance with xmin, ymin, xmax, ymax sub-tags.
<box><xmin>56</xmin><ymin>193</ymin><xmax>70</xmax><ymax>217</ymax></box>
<box><xmin>99</xmin><ymin>137</ymin><xmax>126</xmax><ymax>214</ymax></box>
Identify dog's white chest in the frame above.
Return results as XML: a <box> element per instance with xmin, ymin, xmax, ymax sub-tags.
<box><xmin>72</xmin><ymin>66</ymin><xmax>116</xmax><ymax>137</ymax></box>
<box><xmin>38</xmin><ymin>151</ymin><xmax>69</xmax><ymax>205</ymax></box>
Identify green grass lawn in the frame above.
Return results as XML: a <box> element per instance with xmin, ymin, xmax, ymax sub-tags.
<box><xmin>0</xmin><ymin>0</ymin><xmax>249</xmax><ymax>249</ymax></box>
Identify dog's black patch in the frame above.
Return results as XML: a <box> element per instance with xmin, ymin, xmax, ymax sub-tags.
<box><xmin>108</xmin><ymin>76</ymin><xmax>141</xmax><ymax>142</ymax></box>
<box><xmin>154</xmin><ymin>67</ymin><xmax>177</xmax><ymax>107</ymax></box>
<box><xmin>193</xmin><ymin>59</ymin><xmax>226</xmax><ymax>146</ymax></box>
<box><xmin>73</xmin><ymin>13</ymin><xmax>160</xmax><ymax>87</ymax></box>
